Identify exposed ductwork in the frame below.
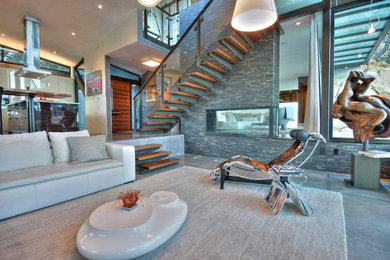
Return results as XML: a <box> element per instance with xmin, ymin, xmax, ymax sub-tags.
<box><xmin>14</xmin><ymin>16</ymin><xmax>51</xmax><ymax>79</ymax></box>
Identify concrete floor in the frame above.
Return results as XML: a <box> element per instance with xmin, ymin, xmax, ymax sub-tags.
<box><xmin>138</xmin><ymin>154</ymin><xmax>390</xmax><ymax>260</ymax></box>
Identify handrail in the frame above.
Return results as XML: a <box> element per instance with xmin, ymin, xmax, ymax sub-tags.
<box><xmin>74</xmin><ymin>58</ymin><xmax>85</xmax><ymax>96</ymax></box>
<box><xmin>133</xmin><ymin>0</ymin><xmax>214</xmax><ymax>100</ymax></box>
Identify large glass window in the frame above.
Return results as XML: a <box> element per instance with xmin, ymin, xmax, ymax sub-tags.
<box><xmin>331</xmin><ymin>0</ymin><xmax>390</xmax><ymax>139</ymax></box>
<box><xmin>0</xmin><ymin>45</ymin><xmax>71</xmax><ymax>74</ymax></box>
<box><xmin>279</xmin><ymin>14</ymin><xmax>322</xmax><ymax>137</ymax></box>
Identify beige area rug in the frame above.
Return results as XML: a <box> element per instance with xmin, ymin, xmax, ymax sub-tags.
<box><xmin>0</xmin><ymin>166</ymin><xmax>347</xmax><ymax>260</ymax></box>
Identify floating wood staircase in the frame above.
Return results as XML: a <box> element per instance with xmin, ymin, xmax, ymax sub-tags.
<box><xmin>135</xmin><ymin>144</ymin><xmax>181</xmax><ymax>173</ymax></box>
<box><xmin>138</xmin><ymin>30</ymin><xmax>263</xmax><ymax>133</ymax></box>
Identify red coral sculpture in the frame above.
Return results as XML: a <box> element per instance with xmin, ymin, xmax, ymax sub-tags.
<box><xmin>117</xmin><ymin>189</ymin><xmax>142</xmax><ymax>208</ymax></box>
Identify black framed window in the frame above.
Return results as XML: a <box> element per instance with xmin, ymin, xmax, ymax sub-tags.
<box><xmin>330</xmin><ymin>0</ymin><xmax>390</xmax><ymax>140</ymax></box>
<box><xmin>0</xmin><ymin>45</ymin><xmax>70</xmax><ymax>74</ymax></box>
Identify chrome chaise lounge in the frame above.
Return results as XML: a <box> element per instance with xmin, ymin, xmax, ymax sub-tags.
<box><xmin>209</xmin><ymin>129</ymin><xmax>326</xmax><ymax>189</ymax></box>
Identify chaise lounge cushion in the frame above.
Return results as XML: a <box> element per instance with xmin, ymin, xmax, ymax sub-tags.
<box><xmin>49</xmin><ymin>130</ymin><xmax>90</xmax><ymax>163</ymax></box>
<box><xmin>0</xmin><ymin>159</ymin><xmax>122</xmax><ymax>190</ymax></box>
<box><xmin>0</xmin><ymin>131</ymin><xmax>53</xmax><ymax>172</ymax></box>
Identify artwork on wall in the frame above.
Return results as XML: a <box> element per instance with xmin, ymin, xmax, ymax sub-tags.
<box><xmin>146</xmin><ymin>85</ymin><xmax>156</xmax><ymax>102</ymax></box>
<box><xmin>86</xmin><ymin>70</ymin><xmax>102</xmax><ymax>96</ymax></box>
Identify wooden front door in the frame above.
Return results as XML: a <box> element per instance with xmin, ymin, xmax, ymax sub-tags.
<box><xmin>112</xmin><ymin>79</ymin><xmax>132</xmax><ymax>132</ymax></box>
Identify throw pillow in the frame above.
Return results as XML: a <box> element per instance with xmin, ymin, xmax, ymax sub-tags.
<box><xmin>48</xmin><ymin>130</ymin><xmax>89</xmax><ymax>163</ymax></box>
<box><xmin>66</xmin><ymin>135</ymin><xmax>109</xmax><ymax>165</ymax></box>
<box><xmin>0</xmin><ymin>131</ymin><xmax>53</xmax><ymax>172</ymax></box>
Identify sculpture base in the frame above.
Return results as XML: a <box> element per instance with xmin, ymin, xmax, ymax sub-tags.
<box><xmin>351</xmin><ymin>153</ymin><xmax>381</xmax><ymax>190</ymax></box>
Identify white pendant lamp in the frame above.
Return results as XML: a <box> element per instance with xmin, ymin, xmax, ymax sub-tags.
<box><xmin>138</xmin><ymin>0</ymin><xmax>161</xmax><ymax>7</ymax></box>
<box><xmin>232</xmin><ymin>0</ymin><xmax>278</xmax><ymax>32</ymax></box>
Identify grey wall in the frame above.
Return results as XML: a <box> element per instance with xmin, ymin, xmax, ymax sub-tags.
<box><xmin>115</xmin><ymin>135</ymin><xmax>185</xmax><ymax>157</ymax></box>
<box><xmin>182</xmin><ymin>27</ymin><xmax>281</xmax><ymax>165</ymax></box>
<box><xmin>176</xmin><ymin>4</ymin><xmax>390</xmax><ymax>178</ymax></box>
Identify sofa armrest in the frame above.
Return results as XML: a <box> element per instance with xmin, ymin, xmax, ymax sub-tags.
<box><xmin>105</xmin><ymin>143</ymin><xmax>135</xmax><ymax>182</ymax></box>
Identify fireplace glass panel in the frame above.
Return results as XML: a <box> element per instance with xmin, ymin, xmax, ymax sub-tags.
<box><xmin>206</xmin><ymin>107</ymin><xmax>274</xmax><ymax>137</ymax></box>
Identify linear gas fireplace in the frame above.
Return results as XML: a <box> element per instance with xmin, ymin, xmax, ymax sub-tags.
<box><xmin>206</xmin><ymin>106</ymin><xmax>277</xmax><ymax>137</ymax></box>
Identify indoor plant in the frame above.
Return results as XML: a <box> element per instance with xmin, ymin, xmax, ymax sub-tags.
<box><xmin>117</xmin><ymin>189</ymin><xmax>142</xmax><ymax>211</ymax></box>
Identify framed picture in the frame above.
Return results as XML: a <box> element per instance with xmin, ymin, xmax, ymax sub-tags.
<box><xmin>146</xmin><ymin>85</ymin><xmax>156</xmax><ymax>102</ymax></box>
<box><xmin>86</xmin><ymin>70</ymin><xmax>102</xmax><ymax>96</ymax></box>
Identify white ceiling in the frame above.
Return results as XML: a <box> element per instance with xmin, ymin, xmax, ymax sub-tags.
<box><xmin>109</xmin><ymin>42</ymin><xmax>169</xmax><ymax>75</ymax></box>
<box><xmin>0</xmin><ymin>0</ymin><xmax>142</xmax><ymax>66</ymax></box>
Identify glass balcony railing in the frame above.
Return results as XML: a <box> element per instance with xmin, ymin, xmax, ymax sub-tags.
<box><xmin>143</xmin><ymin>0</ymin><xmax>191</xmax><ymax>48</ymax></box>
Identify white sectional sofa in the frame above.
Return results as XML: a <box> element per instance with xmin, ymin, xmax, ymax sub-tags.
<box><xmin>0</xmin><ymin>131</ymin><xmax>135</xmax><ymax>220</ymax></box>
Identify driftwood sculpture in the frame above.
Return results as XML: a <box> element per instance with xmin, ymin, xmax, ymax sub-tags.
<box><xmin>331</xmin><ymin>71</ymin><xmax>390</xmax><ymax>143</ymax></box>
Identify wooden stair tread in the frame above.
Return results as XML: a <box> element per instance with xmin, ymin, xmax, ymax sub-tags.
<box><xmin>202</xmin><ymin>61</ymin><xmax>227</xmax><ymax>73</ymax></box>
<box><xmin>148</xmin><ymin>115</ymin><xmax>178</xmax><ymax>119</ymax></box>
<box><xmin>165</xmin><ymin>100</ymin><xmax>192</xmax><ymax>106</ymax></box>
<box><xmin>207</xmin><ymin>49</ymin><xmax>237</xmax><ymax>63</ymax></box>
<box><xmin>187</xmin><ymin>72</ymin><xmax>217</xmax><ymax>82</ymax></box>
<box><xmin>171</xmin><ymin>92</ymin><xmax>200</xmax><ymax>98</ymax></box>
<box><xmin>135</xmin><ymin>144</ymin><xmax>162</xmax><ymax>151</ymax></box>
<box><xmin>219</xmin><ymin>36</ymin><xmax>249</xmax><ymax>53</ymax></box>
<box><xmin>136</xmin><ymin>151</ymin><xmax>171</xmax><ymax>161</ymax></box>
<box><xmin>179</xmin><ymin>82</ymin><xmax>208</xmax><ymax>91</ymax></box>
<box><xmin>141</xmin><ymin>122</ymin><xmax>171</xmax><ymax>125</ymax></box>
<box><xmin>157</xmin><ymin>108</ymin><xmax>185</xmax><ymax>113</ymax></box>
<box><xmin>139</xmin><ymin>158</ymin><xmax>181</xmax><ymax>170</ymax></box>
<box><xmin>137</xmin><ymin>128</ymin><xmax>165</xmax><ymax>132</ymax></box>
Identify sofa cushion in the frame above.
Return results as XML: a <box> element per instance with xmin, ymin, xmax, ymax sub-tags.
<box><xmin>0</xmin><ymin>131</ymin><xmax>53</xmax><ymax>172</ymax></box>
<box><xmin>49</xmin><ymin>130</ymin><xmax>89</xmax><ymax>163</ymax></box>
<box><xmin>66</xmin><ymin>135</ymin><xmax>109</xmax><ymax>165</ymax></box>
<box><xmin>0</xmin><ymin>159</ymin><xmax>123</xmax><ymax>190</ymax></box>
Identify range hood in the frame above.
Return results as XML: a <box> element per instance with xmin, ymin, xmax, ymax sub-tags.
<box><xmin>15</xmin><ymin>16</ymin><xmax>51</xmax><ymax>79</ymax></box>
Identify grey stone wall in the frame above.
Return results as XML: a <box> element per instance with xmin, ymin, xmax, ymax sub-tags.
<box><xmin>179</xmin><ymin>0</ymin><xmax>236</xmax><ymax>71</ymax></box>
<box><xmin>181</xmin><ymin>28</ymin><xmax>281</xmax><ymax>164</ymax></box>
<box><xmin>172</xmin><ymin>0</ymin><xmax>390</xmax><ymax>178</ymax></box>
<box><xmin>177</xmin><ymin>7</ymin><xmax>390</xmax><ymax>178</ymax></box>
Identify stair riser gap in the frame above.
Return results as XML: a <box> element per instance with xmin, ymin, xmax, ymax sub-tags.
<box><xmin>136</xmin><ymin>156</ymin><xmax>170</xmax><ymax>165</ymax></box>
<box><xmin>197</xmin><ymin>64</ymin><xmax>224</xmax><ymax>80</ymax></box>
<box><xmin>221</xmin><ymin>39</ymin><xmax>244</xmax><ymax>60</ymax></box>
<box><xmin>188</xmin><ymin>76</ymin><xmax>214</xmax><ymax>88</ymax></box>
<box><xmin>209</xmin><ymin>53</ymin><xmax>233</xmax><ymax>70</ymax></box>
<box><xmin>149</xmin><ymin>118</ymin><xmax>177</xmax><ymax>123</ymax></box>
<box><xmin>170</xmin><ymin>95</ymin><xmax>198</xmax><ymax>103</ymax></box>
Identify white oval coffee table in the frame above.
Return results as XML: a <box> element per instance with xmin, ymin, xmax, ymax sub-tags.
<box><xmin>76</xmin><ymin>191</ymin><xmax>188</xmax><ymax>259</ymax></box>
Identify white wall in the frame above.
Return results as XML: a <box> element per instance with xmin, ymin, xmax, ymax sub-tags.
<box><xmin>84</xmin><ymin>9</ymin><xmax>139</xmax><ymax>135</ymax></box>
<box><xmin>279</xmin><ymin>77</ymin><xmax>298</xmax><ymax>91</ymax></box>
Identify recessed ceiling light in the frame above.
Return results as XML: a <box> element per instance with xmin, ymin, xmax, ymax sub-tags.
<box><xmin>345</xmin><ymin>66</ymin><xmax>349</xmax><ymax>69</ymax></box>
<box><xmin>53</xmin><ymin>51</ymin><xmax>57</xmax><ymax>54</ymax></box>
<box><xmin>296</xmin><ymin>22</ymin><xmax>301</xmax><ymax>26</ymax></box>
<box><xmin>98</xmin><ymin>4</ymin><xmax>103</xmax><ymax>10</ymax></box>
<box><xmin>1</xmin><ymin>33</ymin><xmax>5</xmax><ymax>37</ymax></box>
<box><xmin>71</xmin><ymin>32</ymin><xmax>76</xmax><ymax>36</ymax></box>
<box><xmin>142</xmin><ymin>60</ymin><xmax>160</xmax><ymax>67</ymax></box>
